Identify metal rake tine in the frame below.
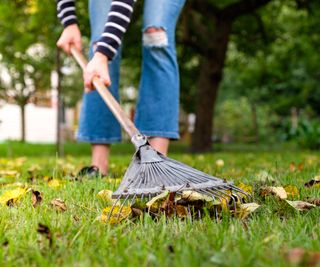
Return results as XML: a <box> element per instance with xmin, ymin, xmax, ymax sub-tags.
<box><xmin>129</xmin><ymin>194</ymin><xmax>137</xmax><ymax>207</ymax></box>
<box><xmin>214</xmin><ymin>187</ymin><xmax>238</xmax><ymax>210</ymax></box>
<box><xmin>116</xmin><ymin>194</ymin><xmax>130</xmax><ymax>221</ymax></box>
<box><xmin>229</xmin><ymin>185</ymin><xmax>252</xmax><ymax>200</ymax></box>
<box><xmin>107</xmin><ymin>194</ymin><xmax>122</xmax><ymax>222</ymax></box>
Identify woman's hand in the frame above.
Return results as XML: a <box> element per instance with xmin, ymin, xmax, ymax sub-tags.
<box><xmin>84</xmin><ymin>52</ymin><xmax>111</xmax><ymax>91</ymax></box>
<box><xmin>57</xmin><ymin>24</ymin><xmax>82</xmax><ymax>54</ymax></box>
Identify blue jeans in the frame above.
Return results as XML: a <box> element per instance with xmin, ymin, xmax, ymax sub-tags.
<box><xmin>77</xmin><ymin>0</ymin><xmax>185</xmax><ymax>144</ymax></box>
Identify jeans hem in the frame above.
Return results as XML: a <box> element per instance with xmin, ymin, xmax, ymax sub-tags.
<box><xmin>77</xmin><ymin>135</ymin><xmax>122</xmax><ymax>144</ymax></box>
<box><xmin>140</xmin><ymin>130</ymin><xmax>180</xmax><ymax>140</ymax></box>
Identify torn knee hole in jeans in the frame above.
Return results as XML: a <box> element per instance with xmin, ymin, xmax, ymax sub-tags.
<box><xmin>143</xmin><ymin>27</ymin><xmax>168</xmax><ymax>47</ymax></box>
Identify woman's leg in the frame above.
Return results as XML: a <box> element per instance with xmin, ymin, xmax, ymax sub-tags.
<box><xmin>135</xmin><ymin>0</ymin><xmax>186</xmax><ymax>156</ymax></box>
<box><xmin>77</xmin><ymin>0</ymin><xmax>122</xmax><ymax>174</ymax></box>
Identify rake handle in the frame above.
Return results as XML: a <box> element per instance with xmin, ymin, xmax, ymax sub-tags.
<box><xmin>70</xmin><ymin>46</ymin><xmax>140</xmax><ymax>139</ymax></box>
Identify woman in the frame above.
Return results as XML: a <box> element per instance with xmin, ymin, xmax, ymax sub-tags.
<box><xmin>56</xmin><ymin>0</ymin><xmax>185</xmax><ymax>176</ymax></box>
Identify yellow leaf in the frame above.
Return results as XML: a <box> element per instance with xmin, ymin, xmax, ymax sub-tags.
<box><xmin>215</xmin><ymin>159</ymin><xmax>225</xmax><ymax>167</ymax></box>
<box><xmin>96</xmin><ymin>190</ymin><xmax>119</xmax><ymax>205</ymax></box>
<box><xmin>235</xmin><ymin>203</ymin><xmax>260</xmax><ymax>219</ymax></box>
<box><xmin>181</xmin><ymin>191</ymin><xmax>213</xmax><ymax>202</ymax></box>
<box><xmin>284</xmin><ymin>185</ymin><xmax>300</xmax><ymax>198</ymax></box>
<box><xmin>0</xmin><ymin>187</ymin><xmax>28</xmax><ymax>205</ymax></box>
<box><xmin>48</xmin><ymin>179</ymin><xmax>63</xmax><ymax>188</ymax></box>
<box><xmin>285</xmin><ymin>200</ymin><xmax>316</xmax><ymax>211</ymax></box>
<box><xmin>146</xmin><ymin>191</ymin><xmax>169</xmax><ymax>211</ymax></box>
<box><xmin>236</xmin><ymin>182</ymin><xmax>253</xmax><ymax>195</ymax></box>
<box><xmin>100</xmin><ymin>206</ymin><xmax>132</xmax><ymax>224</ymax></box>
<box><xmin>0</xmin><ymin>170</ymin><xmax>19</xmax><ymax>178</ymax></box>
<box><xmin>260</xmin><ymin>186</ymin><xmax>287</xmax><ymax>199</ymax></box>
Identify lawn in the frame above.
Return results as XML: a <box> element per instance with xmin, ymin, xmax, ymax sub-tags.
<box><xmin>0</xmin><ymin>142</ymin><xmax>319</xmax><ymax>267</ymax></box>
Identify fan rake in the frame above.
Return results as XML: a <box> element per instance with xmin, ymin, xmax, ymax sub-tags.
<box><xmin>71</xmin><ymin>47</ymin><xmax>251</xmax><ymax>222</ymax></box>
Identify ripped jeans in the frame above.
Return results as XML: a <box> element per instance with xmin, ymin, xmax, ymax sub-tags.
<box><xmin>77</xmin><ymin>0</ymin><xmax>186</xmax><ymax>143</ymax></box>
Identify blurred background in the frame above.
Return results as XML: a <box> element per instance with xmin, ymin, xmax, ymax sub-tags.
<box><xmin>0</xmin><ymin>0</ymin><xmax>319</xmax><ymax>155</ymax></box>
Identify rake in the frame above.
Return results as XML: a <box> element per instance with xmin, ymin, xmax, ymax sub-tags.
<box><xmin>71</xmin><ymin>47</ymin><xmax>250</xmax><ymax>219</ymax></box>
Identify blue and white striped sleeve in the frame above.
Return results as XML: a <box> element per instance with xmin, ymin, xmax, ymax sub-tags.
<box><xmin>56</xmin><ymin>0</ymin><xmax>136</xmax><ymax>61</ymax></box>
<box><xmin>96</xmin><ymin>0</ymin><xmax>136</xmax><ymax>60</ymax></box>
<box><xmin>56</xmin><ymin>0</ymin><xmax>78</xmax><ymax>27</ymax></box>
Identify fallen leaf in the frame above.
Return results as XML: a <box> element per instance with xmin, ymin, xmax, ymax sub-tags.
<box><xmin>37</xmin><ymin>223</ymin><xmax>53</xmax><ymax>247</ymax></box>
<box><xmin>307</xmin><ymin>199</ymin><xmax>320</xmax><ymax>206</ymax></box>
<box><xmin>256</xmin><ymin>171</ymin><xmax>275</xmax><ymax>183</ymax></box>
<box><xmin>50</xmin><ymin>198</ymin><xmax>67</xmax><ymax>212</ymax></box>
<box><xmin>181</xmin><ymin>191</ymin><xmax>213</xmax><ymax>202</ymax></box>
<box><xmin>286</xmin><ymin>248</ymin><xmax>320</xmax><ymax>267</ymax></box>
<box><xmin>304</xmin><ymin>176</ymin><xmax>320</xmax><ymax>188</ymax></box>
<box><xmin>260</xmin><ymin>186</ymin><xmax>287</xmax><ymax>199</ymax></box>
<box><xmin>48</xmin><ymin>179</ymin><xmax>64</xmax><ymax>188</ymax></box>
<box><xmin>99</xmin><ymin>206</ymin><xmax>132</xmax><ymax>224</ymax></box>
<box><xmin>235</xmin><ymin>203</ymin><xmax>260</xmax><ymax>219</ymax></box>
<box><xmin>28</xmin><ymin>164</ymin><xmax>41</xmax><ymax>174</ymax></box>
<box><xmin>215</xmin><ymin>159</ymin><xmax>224</xmax><ymax>167</ymax></box>
<box><xmin>236</xmin><ymin>182</ymin><xmax>253</xmax><ymax>195</ymax></box>
<box><xmin>146</xmin><ymin>191</ymin><xmax>169</xmax><ymax>212</ymax></box>
<box><xmin>32</xmin><ymin>190</ymin><xmax>42</xmax><ymax>207</ymax></box>
<box><xmin>96</xmin><ymin>190</ymin><xmax>119</xmax><ymax>205</ymax></box>
<box><xmin>0</xmin><ymin>170</ymin><xmax>19</xmax><ymax>178</ymax></box>
<box><xmin>284</xmin><ymin>185</ymin><xmax>300</xmax><ymax>198</ymax></box>
<box><xmin>289</xmin><ymin>162</ymin><xmax>296</xmax><ymax>172</ymax></box>
<box><xmin>285</xmin><ymin>200</ymin><xmax>316</xmax><ymax>211</ymax></box>
<box><xmin>0</xmin><ymin>187</ymin><xmax>28</xmax><ymax>206</ymax></box>
<box><xmin>175</xmin><ymin>205</ymin><xmax>188</xmax><ymax>218</ymax></box>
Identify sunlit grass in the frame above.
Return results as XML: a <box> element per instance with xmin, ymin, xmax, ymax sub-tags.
<box><xmin>0</xmin><ymin>143</ymin><xmax>319</xmax><ymax>266</ymax></box>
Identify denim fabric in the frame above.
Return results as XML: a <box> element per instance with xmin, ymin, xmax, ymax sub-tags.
<box><xmin>78</xmin><ymin>0</ymin><xmax>185</xmax><ymax>143</ymax></box>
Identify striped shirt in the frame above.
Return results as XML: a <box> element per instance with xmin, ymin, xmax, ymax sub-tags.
<box><xmin>56</xmin><ymin>0</ymin><xmax>136</xmax><ymax>60</ymax></box>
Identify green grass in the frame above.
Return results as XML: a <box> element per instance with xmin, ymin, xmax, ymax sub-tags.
<box><xmin>0</xmin><ymin>142</ymin><xmax>319</xmax><ymax>267</ymax></box>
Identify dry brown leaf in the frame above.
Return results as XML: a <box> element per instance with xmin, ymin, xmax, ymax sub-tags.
<box><xmin>32</xmin><ymin>190</ymin><xmax>42</xmax><ymax>207</ymax></box>
<box><xmin>286</xmin><ymin>248</ymin><xmax>320</xmax><ymax>267</ymax></box>
<box><xmin>100</xmin><ymin>206</ymin><xmax>132</xmax><ymax>224</ymax></box>
<box><xmin>284</xmin><ymin>185</ymin><xmax>300</xmax><ymax>198</ymax></box>
<box><xmin>285</xmin><ymin>200</ymin><xmax>316</xmax><ymax>211</ymax></box>
<box><xmin>37</xmin><ymin>223</ymin><xmax>53</xmax><ymax>247</ymax></box>
<box><xmin>175</xmin><ymin>205</ymin><xmax>188</xmax><ymax>218</ymax></box>
<box><xmin>304</xmin><ymin>176</ymin><xmax>320</xmax><ymax>188</ymax></box>
<box><xmin>307</xmin><ymin>199</ymin><xmax>320</xmax><ymax>206</ymax></box>
<box><xmin>260</xmin><ymin>186</ymin><xmax>287</xmax><ymax>199</ymax></box>
<box><xmin>50</xmin><ymin>198</ymin><xmax>67</xmax><ymax>212</ymax></box>
<box><xmin>146</xmin><ymin>191</ymin><xmax>169</xmax><ymax>212</ymax></box>
<box><xmin>0</xmin><ymin>187</ymin><xmax>28</xmax><ymax>206</ymax></box>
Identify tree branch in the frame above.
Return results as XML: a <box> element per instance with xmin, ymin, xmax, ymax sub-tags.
<box><xmin>222</xmin><ymin>0</ymin><xmax>272</xmax><ymax>20</ymax></box>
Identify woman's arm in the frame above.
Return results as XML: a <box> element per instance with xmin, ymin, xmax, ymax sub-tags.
<box><xmin>56</xmin><ymin>0</ymin><xmax>136</xmax><ymax>60</ymax></box>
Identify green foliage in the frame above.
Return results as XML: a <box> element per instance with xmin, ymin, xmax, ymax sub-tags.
<box><xmin>289</xmin><ymin>118</ymin><xmax>320</xmax><ymax>150</ymax></box>
<box><xmin>214</xmin><ymin>97</ymin><xmax>278</xmax><ymax>143</ymax></box>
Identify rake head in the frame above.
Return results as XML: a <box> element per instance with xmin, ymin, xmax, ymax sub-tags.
<box><xmin>111</xmin><ymin>138</ymin><xmax>251</xmax><ymax>213</ymax></box>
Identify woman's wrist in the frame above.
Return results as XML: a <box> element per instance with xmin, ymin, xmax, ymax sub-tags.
<box><xmin>94</xmin><ymin>51</ymin><xmax>108</xmax><ymax>63</ymax></box>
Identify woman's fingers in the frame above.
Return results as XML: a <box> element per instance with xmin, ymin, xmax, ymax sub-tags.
<box><xmin>83</xmin><ymin>52</ymin><xmax>111</xmax><ymax>91</ymax></box>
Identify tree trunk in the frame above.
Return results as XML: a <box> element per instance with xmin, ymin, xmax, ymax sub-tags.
<box><xmin>20</xmin><ymin>103</ymin><xmax>26</xmax><ymax>142</ymax></box>
<box><xmin>191</xmin><ymin>20</ymin><xmax>232</xmax><ymax>152</ymax></box>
